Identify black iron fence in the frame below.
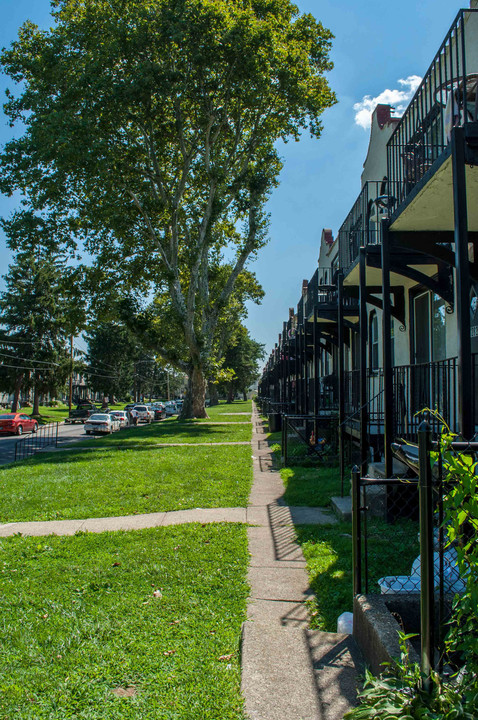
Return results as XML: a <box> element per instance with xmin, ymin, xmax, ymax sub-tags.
<box><xmin>281</xmin><ymin>413</ymin><xmax>338</xmax><ymax>466</ymax></box>
<box><xmin>393</xmin><ymin>357</ymin><xmax>459</xmax><ymax>441</ymax></box>
<box><xmin>352</xmin><ymin>425</ymin><xmax>478</xmax><ymax>680</ymax></box>
<box><xmin>15</xmin><ymin>422</ymin><xmax>59</xmax><ymax>462</ymax></box>
<box><xmin>388</xmin><ymin>9</ymin><xmax>478</xmax><ymax>209</ymax></box>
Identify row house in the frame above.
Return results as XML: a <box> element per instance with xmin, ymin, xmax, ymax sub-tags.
<box><xmin>259</xmin><ymin>4</ymin><xmax>478</xmax><ymax>479</ymax></box>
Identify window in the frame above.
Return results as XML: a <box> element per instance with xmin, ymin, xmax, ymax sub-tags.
<box><xmin>369</xmin><ymin>311</ymin><xmax>379</xmax><ymax>369</ymax></box>
<box><xmin>413</xmin><ymin>291</ymin><xmax>447</xmax><ymax>363</ymax></box>
<box><xmin>431</xmin><ymin>294</ymin><xmax>446</xmax><ymax>361</ymax></box>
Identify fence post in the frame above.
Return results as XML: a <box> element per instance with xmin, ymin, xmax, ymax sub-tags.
<box><xmin>281</xmin><ymin>415</ymin><xmax>287</xmax><ymax>466</ymax></box>
<box><xmin>56</xmin><ymin>421</ymin><xmax>59</xmax><ymax>447</ymax></box>
<box><xmin>351</xmin><ymin>466</ymin><xmax>362</xmax><ymax>596</ymax></box>
<box><xmin>418</xmin><ymin>419</ymin><xmax>434</xmax><ymax>690</ymax></box>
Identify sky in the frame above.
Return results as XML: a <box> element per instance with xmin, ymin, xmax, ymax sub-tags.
<box><xmin>0</xmin><ymin>0</ymin><xmax>468</xmax><ymax>359</ymax></box>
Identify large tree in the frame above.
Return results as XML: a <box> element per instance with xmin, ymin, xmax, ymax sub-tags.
<box><xmin>1</xmin><ymin>0</ymin><xmax>335</xmax><ymax>416</ymax></box>
<box><xmin>0</xmin><ymin>249</ymin><xmax>72</xmax><ymax>414</ymax></box>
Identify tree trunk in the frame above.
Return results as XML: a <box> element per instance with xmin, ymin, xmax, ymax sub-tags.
<box><xmin>191</xmin><ymin>365</ymin><xmax>208</xmax><ymax>418</ymax></box>
<box><xmin>11</xmin><ymin>375</ymin><xmax>23</xmax><ymax>412</ymax></box>
<box><xmin>180</xmin><ymin>365</ymin><xmax>208</xmax><ymax>419</ymax></box>
<box><xmin>209</xmin><ymin>383</ymin><xmax>219</xmax><ymax>407</ymax></box>
<box><xmin>242</xmin><ymin>390</ymin><xmax>247</xmax><ymax>401</ymax></box>
<box><xmin>33</xmin><ymin>386</ymin><xmax>40</xmax><ymax>416</ymax></box>
<box><xmin>227</xmin><ymin>387</ymin><xmax>234</xmax><ymax>404</ymax></box>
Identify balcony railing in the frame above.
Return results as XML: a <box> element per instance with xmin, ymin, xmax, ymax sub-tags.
<box><xmin>388</xmin><ymin>9</ymin><xmax>478</xmax><ymax>209</ymax></box>
<box><xmin>392</xmin><ymin>357</ymin><xmax>463</xmax><ymax>441</ymax></box>
<box><xmin>344</xmin><ymin>368</ymin><xmax>384</xmax><ymax>428</ymax></box>
<box><xmin>337</xmin><ymin>181</ymin><xmax>392</xmax><ymax>277</ymax></box>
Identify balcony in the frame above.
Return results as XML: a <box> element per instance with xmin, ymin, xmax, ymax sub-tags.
<box><xmin>337</xmin><ymin>181</ymin><xmax>391</xmax><ymax>279</ymax></box>
<box><xmin>387</xmin><ymin>9</ymin><xmax>478</xmax><ymax>227</ymax></box>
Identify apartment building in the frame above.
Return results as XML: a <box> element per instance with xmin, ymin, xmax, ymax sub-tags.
<box><xmin>259</xmin><ymin>4</ymin><xmax>478</xmax><ymax>477</ymax></box>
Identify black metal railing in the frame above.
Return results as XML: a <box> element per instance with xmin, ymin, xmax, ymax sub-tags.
<box><xmin>337</xmin><ymin>181</ymin><xmax>395</xmax><ymax>277</ymax></box>
<box><xmin>281</xmin><ymin>413</ymin><xmax>338</xmax><ymax>466</ymax></box>
<box><xmin>393</xmin><ymin>357</ymin><xmax>459</xmax><ymax>441</ymax></box>
<box><xmin>15</xmin><ymin>422</ymin><xmax>59</xmax><ymax>461</ymax></box>
<box><xmin>388</xmin><ymin>9</ymin><xmax>478</xmax><ymax>209</ymax></box>
<box><xmin>352</xmin><ymin>428</ymin><xmax>478</xmax><ymax>681</ymax></box>
<box><xmin>343</xmin><ymin>369</ymin><xmax>385</xmax><ymax>427</ymax></box>
<box><xmin>305</xmin><ymin>269</ymin><xmax>319</xmax><ymax>318</ymax></box>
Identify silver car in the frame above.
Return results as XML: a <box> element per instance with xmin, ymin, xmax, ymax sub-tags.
<box><xmin>84</xmin><ymin>413</ymin><xmax>118</xmax><ymax>434</ymax></box>
<box><xmin>132</xmin><ymin>405</ymin><xmax>153</xmax><ymax>423</ymax></box>
<box><xmin>109</xmin><ymin>411</ymin><xmax>129</xmax><ymax>429</ymax></box>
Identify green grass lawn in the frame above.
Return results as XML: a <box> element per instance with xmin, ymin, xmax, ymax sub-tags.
<box><xmin>0</xmin><ymin>523</ymin><xmax>249</xmax><ymax>719</ymax></box>
<box><xmin>0</xmin><ymin>443</ymin><xmax>254</xmax><ymax>522</ymax></box>
<box><xmin>296</xmin><ymin>517</ymin><xmax>419</xmax><ymax>632</ymax></box>
<box><xmin>76</xmin><ymin>416</ymin><xmax>252</xmax><ymax>447</ymax></box>
<box><xmin>201</xmin><ymin>400</ymin><xmax>252</xmax><ymax>421</ymax></box>
<box><xmin>280</xmin><ymin>465</ymin><xmax>343</xmax><ymax>507</ymax></box>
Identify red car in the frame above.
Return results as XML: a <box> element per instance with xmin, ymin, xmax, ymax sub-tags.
<box><xmin>0</xmin><ymin>413</ymin><xmax>39</xmax><ymax>436</ymax></box>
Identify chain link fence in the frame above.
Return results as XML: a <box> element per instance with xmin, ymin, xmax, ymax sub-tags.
<box><xmin>281</xmin><ymin>414</ymin><xmax>338</xmax><ymax>466</ymax></box>
<box><xmin>352</xmin><ymin>427</ymin><xmax>478</xmax><ymax>677</ymax></box>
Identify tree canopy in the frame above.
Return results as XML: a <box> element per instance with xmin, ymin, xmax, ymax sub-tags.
<box><xmin>0</xmin><ymin>248</ymin><xmax>72</xmax><ymax>413</ymax></box>
<box><xmin>1</xmin><ymin>0</ymin><xmax>335</xmax><ymax>416</ymax></box>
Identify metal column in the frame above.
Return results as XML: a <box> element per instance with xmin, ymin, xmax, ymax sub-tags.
<box><xmin>359</xmin><ymin>247</ymin><xmax>369</xmax><ymax>475</ymax></box>
<box><xmin>337</xmin><ymin>272</ymin><xmax>345</xmax><ymax>494</ymax></box>
<box><xmin>381</xmin><ymin>221</ymin><xmax>394</xmax><ymax>477</ymax></box>
<box><xmin>451</xmin><ymin>126</ymin><xmax>473</xmax><ymax>439</ymax></box>
<box><xmin>313</xmin><ymin>307</ymin><xmax>320</xmax><ymax>416</ymax></box>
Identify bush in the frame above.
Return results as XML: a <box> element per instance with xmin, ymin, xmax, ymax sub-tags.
<box><xmin>345</xmin><ymin>636</ymin><xmax>478</xmax><ymax>719</ymax></box>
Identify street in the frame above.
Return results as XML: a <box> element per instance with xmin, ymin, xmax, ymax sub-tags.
<box><xmin>0</xmin><ymin>422</ymin><xmax>97</xmax><ymax>466</ymax></box>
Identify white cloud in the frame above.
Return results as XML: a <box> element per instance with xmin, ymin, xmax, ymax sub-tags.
<box><xmin>353</xmin><ymin>75</ymin><xmax>422</xmax><ymax>129</ymax></box>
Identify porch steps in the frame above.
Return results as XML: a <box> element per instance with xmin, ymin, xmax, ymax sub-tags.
<box><xmin>330</xmin><ymin>495</ymin><xmax>352</xmax><ymax>522</ymax></box>
<box><xmin>331</xmin><ymin>459</ymin><xmax>410</xmax><ymax>521</ymax></box>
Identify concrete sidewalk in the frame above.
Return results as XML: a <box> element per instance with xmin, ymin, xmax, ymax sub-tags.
<box><xmin>0</xmin><ymin>404</ymin><xmax>363</xmax><ymax>719</ymax></box>
<box><xmin>240</xmin><ymin>406</ymin><xmax>362</xmax><ymax>720</ymax></box>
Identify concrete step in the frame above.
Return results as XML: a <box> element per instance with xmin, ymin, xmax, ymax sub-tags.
<box><xmin>331</xmin><ymin>496</ymin><xmax>352</xmax><ymax>522</ymax></box>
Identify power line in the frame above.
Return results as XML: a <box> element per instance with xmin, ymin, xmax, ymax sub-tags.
<box><xmin>0</xmin><ymin>362</ymin><xmax>57</xmax><ymax>372</ymax></box>
<box><xmin>0</xmin><ymin>352</ymin><xmax>61</xmax><ymax>366</ymax></box>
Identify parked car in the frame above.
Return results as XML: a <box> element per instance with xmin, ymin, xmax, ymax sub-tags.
<box><xmin>66</xmin><ymin>402</ymin><xmax>100</xmax><ymax>424</ymax></box>
<box><xmin>0</xmin><ymin>413</ymin><xmax>39</xmax><ymax>436</ymax></box>
<box><xmin>132</xmin><ymin>405</ymin><xmax>153</xmax><ymax>423</ymax></box>
<box><xmin>109</xmin><ymin>410</ymin><xmax>129</xmax><ymax>429</ymax></box>
<box><xmin>149</xmin><ymin>403</ymin><xmax>166</xmax><ymax>420</ymax></box>
<box><xmin>84</xmin><ymin>413</ymin><xmax>118</xmax><ymax>434</ymax></box>
<box><xmin>164</xmin><ymin>401</ymin><xmax>178</xmax><ymax>416</ymax></box>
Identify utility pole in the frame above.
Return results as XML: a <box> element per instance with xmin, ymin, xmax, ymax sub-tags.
<box><xmin>68</xmin><ymin>335</ymin><xmax>74</xmax><ymax>412</ymax></box>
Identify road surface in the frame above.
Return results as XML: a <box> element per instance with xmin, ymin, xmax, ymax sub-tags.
<box><xmin>0</xmin><ymin>422</ymin><xmax>97</xmax><ymax>466</ymax></box>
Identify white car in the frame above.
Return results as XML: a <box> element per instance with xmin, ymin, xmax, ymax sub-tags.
<box><xmin>132</xmin><ymin>405</ymin><xmax>153</xmax><ymax>423</ymax></box>
<box><xmin>84</xmin><ymin>413</ymin><xmax>118</xmax><ymax>434</ymax></box>
<box><xmin>164</xmin><ymin>401</ymin><xmax>178</xmax><ymax>416</ymax></box>
<box><xmin>109</xmin><ymin>410</ymin><xmax>129</xmax><ymax>428</ymax></box>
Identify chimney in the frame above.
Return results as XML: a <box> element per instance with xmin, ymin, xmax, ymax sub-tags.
<box><xmin>302</xmin><ymin>279</ymin><xmax>308</xmax><ymax>296</ymax></box>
